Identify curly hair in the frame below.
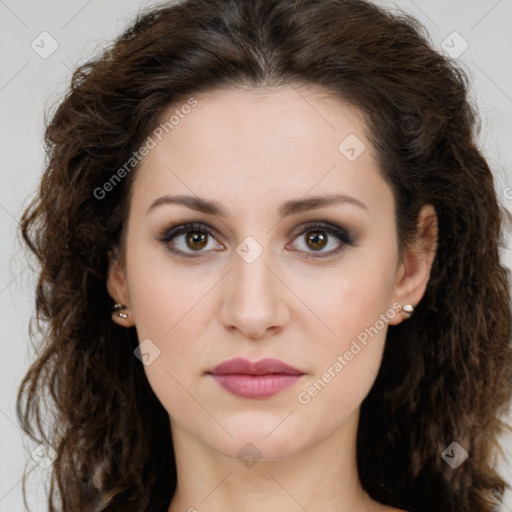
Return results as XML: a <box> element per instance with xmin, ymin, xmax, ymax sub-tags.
<box><xmin>16</xmin><ymin>0</ymin><xmax>512</xmax><ymax>511</ymax></box>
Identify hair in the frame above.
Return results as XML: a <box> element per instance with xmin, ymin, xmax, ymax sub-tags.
<box><xmin>16</xmin><ymin>0</ymin><xmax>512</xmax><ymax>511</ymax></box>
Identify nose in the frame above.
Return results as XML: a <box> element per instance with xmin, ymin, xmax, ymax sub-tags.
<box><xmin>219</xmin><ymin>243</ymin><xmax>290</xmax><ymax>340</ymax></box>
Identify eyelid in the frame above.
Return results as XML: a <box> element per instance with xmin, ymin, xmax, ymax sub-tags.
<box><xmin>157</xmin><ymin>220</ymin><xmax>356</xmax><ymax>259</ymax></box>
<box><xmin>286</xmin><ymin>221</ymin><xmax>355</xmax><ymax>259</ymax></box>
<box><xmin>157</xmin><ymin>221</ymin><xmax>224</xmax><ymax>249</ymax></box>
<box><xmin>288</xmin><ymin>220</ymin><xmax>354</xmax><ymax>243</ymax></box>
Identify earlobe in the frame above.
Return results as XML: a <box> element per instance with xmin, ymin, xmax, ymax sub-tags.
<box><xmin>389</xmin><ymin>204</ymin><xmax>438</xmax><ymax>325</ymax></box>
<box><xmin>111</xmin><ymin>302</ymin><xmax>134</xmax><ymax>327</ymax></box>
<box><xmin>106</xmin><ymin>255</ymin><xmax>135</xmax><ymax>327</ymax></box>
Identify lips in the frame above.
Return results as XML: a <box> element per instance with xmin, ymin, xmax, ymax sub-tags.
<box><xmin>208</xmin><ymin>357</ymin><xmax>304</xmax><ymax>376</ymax></box>
<box><xmin>207</xmin><ymin>357</ymin><xmax>305</xmax><ymax>399</ymax></box>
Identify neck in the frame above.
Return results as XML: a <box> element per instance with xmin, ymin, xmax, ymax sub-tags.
<box><xmin>167</xmin><ymin>408</ymin><xmax>386</xmax><ymax>512</ymax></box>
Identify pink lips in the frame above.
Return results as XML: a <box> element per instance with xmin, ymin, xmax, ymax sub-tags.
<box><xmin>207</xmin><ymin>357</ymin><xmax>305</xmax><ymax>399</ymax></box>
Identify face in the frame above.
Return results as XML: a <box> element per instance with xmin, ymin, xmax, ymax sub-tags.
<box><xmin>108</xmin><ymin>85</ymin><xmax>436</xmax><ymax>462</ymax></box>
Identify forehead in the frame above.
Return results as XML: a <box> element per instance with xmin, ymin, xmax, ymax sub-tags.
<box><xmin>131</xmin><ymin>84</ymin><xmax>391</xmax><ymax>217</ymax></box>
<box><xmin>155</xmin><ymin>84</ymin><xmax>369</xmax><ymax>150</ymax></box>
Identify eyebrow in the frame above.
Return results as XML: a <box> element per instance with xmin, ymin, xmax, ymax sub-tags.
<box><xmin>146</xmin><ymin>193</ymin><xmax>367</xmax><ymax>217</ymax></box>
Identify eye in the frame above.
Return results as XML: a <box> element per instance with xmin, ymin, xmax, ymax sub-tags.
<box><xmin>287</xmin><ymin>222</ymin><xmax>355</xmax><ymax>259</ymax></box>
<box><xmin>158</xmin><ymin>222</ymin><xmax>224</xmax><ymax>259</ymax></box>
<box><xmin>157</xmin><ymin>221</ymin><xmax>355</xmax><ymax>259</ymax></box>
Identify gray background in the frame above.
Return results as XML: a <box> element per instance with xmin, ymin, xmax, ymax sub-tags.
<box><xmin>1</xmin><ymin>0</ymin><xmax>511</xmax><ymax>510</ymax></box>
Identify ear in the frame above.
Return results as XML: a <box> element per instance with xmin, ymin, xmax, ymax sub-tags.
<box><xmin>388</xmin><ymin>204</ymin><xmax>438</xmax><ymax>325</ymax></box>
<box><xmin>106</xmin><ymin>251</ymin><xmax>135</xmax><ymax>327</ymax></box>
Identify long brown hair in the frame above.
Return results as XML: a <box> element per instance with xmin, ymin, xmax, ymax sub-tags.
<box><xmin>17</xmin><ymin>0</ymin><xmax>512</xmax><ymax>510</ymax></box>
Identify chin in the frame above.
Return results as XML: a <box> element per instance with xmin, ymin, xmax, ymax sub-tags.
<box><xmin>204</xmin><ymin>418</ymin><xmax>309</xmax><ymax>462</ymax></box>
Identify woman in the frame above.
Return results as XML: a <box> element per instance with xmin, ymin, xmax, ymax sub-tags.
<box><xmin>17</xmin><ymin>0</ymin><xmax>512</xmax><ymax>511</ymax></box>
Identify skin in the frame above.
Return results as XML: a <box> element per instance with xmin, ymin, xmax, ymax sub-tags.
<box><xmin>107</xmin><ymin>85</ymin><xmax>437</xmax><ymax>512</ymax></box>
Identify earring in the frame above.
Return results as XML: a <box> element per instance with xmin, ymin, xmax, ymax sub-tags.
<box><xmin>112</xmin><ymin>303</ymin><xmax>128</xmax><ymax>319</ymax></box>
<box><xmin>402</xmin><ymin>304</ymin><xmax>414</xmax><ymax>319</ymax></box>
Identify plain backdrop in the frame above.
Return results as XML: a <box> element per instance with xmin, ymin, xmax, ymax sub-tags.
<box><xmin>1</xmin><ymin>0</ymin><xmax>511</xmax><ymax>510</ymax></box>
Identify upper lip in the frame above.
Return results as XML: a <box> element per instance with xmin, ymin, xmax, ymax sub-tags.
<box><xmin>208</xmin><ymin>357</ymin><xmax>304</xmax><ymax>376</ymax></box>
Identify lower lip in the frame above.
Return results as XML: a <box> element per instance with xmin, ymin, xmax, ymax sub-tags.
<box><xmin>209</xmin><ymin>373</ymin><xmax>303</xmax><ymax>399</ymax></box>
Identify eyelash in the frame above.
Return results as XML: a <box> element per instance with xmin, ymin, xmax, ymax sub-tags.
<box><xmin>157</xmin><ymin>221</ymin><xmax>355</xmax><ymax>260</ymax></box>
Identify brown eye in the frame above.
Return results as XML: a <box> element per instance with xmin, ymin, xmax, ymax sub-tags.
<box><xmin>158</xmin><ymin>222</ymin><xmax>223</xmax><ymax>258</ymax></box>
<box><xmin>159</xmin><ymin>221</ymin><xmax>355</xmax><ymax>260</ymax></box>
<box><xmin>185</xmin><ymin>231</ymin><xmax>208</xmax><ymax>251</ymax></box>
<box><xmin>305</xmin><ymin>230</ymin><xmax>328</xmax><ymax>251</ymax></box>
<box><xmin>288</xmin><ymin>222</ymin><xmax>355</xmax><ymax>259</ymax></box>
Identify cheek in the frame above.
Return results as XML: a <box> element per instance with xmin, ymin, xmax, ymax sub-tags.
<box><xmin>126</xmin><ymin>232</ymin><xmax>217</xmax><ymax>339</ymax></box>
<box><xmin>286</xmin><ymin>239</ymin><xmax>398</xmax><ymax>341</ymax></box>
<box><xmin>291</xmin><ymin>259</ymin><xmax>397</xmax><ymax>429</ymax></box>
<box><xmin>124</xmin><ymin>247</ymin><xmax>223</xmax><ymax>411</ymax></box>
<box><xmin>288</xmin><ymin>241</ymin><xmax>398</xmax><ymax>392</ymax></box>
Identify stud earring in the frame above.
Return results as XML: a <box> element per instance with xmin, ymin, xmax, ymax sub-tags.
<box><xmin>402</xmin><ymin>304</ymin><xmax>414</xmax><ymax>319</ymax></box>
<box><xmin>112</xmin><ymin>303</ymin><xmax>128</xmax><ymax>319</ymax></box>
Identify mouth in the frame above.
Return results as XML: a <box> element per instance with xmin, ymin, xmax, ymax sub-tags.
<box><xmin>206</xmin><ymin>357</ymin><xmax>305</xmax><ymax>399</ymax></box>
